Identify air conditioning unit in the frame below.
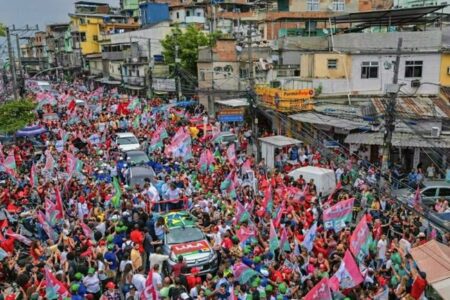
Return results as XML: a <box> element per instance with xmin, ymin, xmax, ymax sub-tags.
<box><xmin>431</xmin><ymin>127</ymin><xmax>441</xmax><ymax>137</ymax></box>
<box><xmin>411</xmin><ymin>79</ymin><xmax>421</xmax><ymax>88</ymax></box>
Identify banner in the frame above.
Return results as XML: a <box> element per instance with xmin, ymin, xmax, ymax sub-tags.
<box><xmin>302</xmin><ymin>222</ymin><xmax>318</xmax><ymax>252</ymax></box>
<box><xmin>329</xmin><ymin>250</ymin><xmax>364</xmax><ymax>291</ymax></box>
<box><xmin>304</xmin><ymin>277</ymin><xmax>333</xmax><ymax>300</ymax></box>
<box><xmin>323</xmin><ymin>198</ymin><xmax>354</xmax><ymax>232</ymax></box>
<box><xmin>350</xmin><ymin>215</ymin><xmax>373</xmax><ymax>262</ymax></box>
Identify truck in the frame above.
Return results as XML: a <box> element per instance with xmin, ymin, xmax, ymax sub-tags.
<box><xmin>288</xmin><ymin>166</ymin><xmax>336</xmax><ymax>197</ymax></box>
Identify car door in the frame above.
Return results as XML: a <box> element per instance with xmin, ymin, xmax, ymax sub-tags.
<box><xmin>438</xmin><ymin>187</ymin><xmax>450</xmax><ymax>202</ymax></box>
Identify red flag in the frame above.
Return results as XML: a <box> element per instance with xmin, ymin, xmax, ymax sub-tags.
<box><xmin>304</xmin><ymin>277</ymin><xmax>333</xmax><ymax>300</ymax></box>
<box><xmin>67</xmin><ymin>99</ymin><xmax>76</xmax><ymax>112</ymax></box>
<box><xmin>45</xmin><ymin>267</ymin><xmax>71</xmax><ymax>299</ymax></box>
<box><xmin>65</xmin><ymin>151</ymin><xmax>76</xmax><ymax>175</ymax></box>
<box><xmin>5</xmin><ymin>229</ymin><xmax>32</xmax><ymax>246</ymax></box>
<box><xmin>141</xmin><ymin>270</ymin><xmax>158</xmax><ymax>300</ymax></box>
<box><xmin>80</xmin><ymin>221</ymin><xmax>93</xmax><ymax>238</ymax></box>
<box><xmin>54</xmin><ymin>188</ymin><xmax>64</xmax><ymax>219</ymax></box>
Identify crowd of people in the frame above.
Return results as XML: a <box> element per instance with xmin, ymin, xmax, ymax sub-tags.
<box><xmin>0</xmin><ymin>80</ymin><xmax>447</xmax><ymax>300</ymax></box>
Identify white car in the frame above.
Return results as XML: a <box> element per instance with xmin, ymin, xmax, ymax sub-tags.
<box><xmin>115</xmin><ymin>132</ymin><xmax>140</xmax><ymax>151</ymax></box>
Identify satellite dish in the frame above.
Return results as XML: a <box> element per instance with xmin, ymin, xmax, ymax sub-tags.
<box><xmin>235</xmin><ymin>45</ymin><xmax>243</xmax><ymax>52</ymax></box>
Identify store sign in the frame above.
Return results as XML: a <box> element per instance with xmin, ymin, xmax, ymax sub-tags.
<box><xmin>217</xmin><ymin>108</ymin><xmax>244</xmax><ymax>122</ymax></box>
<box><xmin>152</xmin><ymin>78</ymin><xmax>176</xmax><ymax>91</ymax></box>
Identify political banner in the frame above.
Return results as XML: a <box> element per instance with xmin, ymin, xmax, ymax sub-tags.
<box><xmin>350</xmin><ymin>215</ymin><xmax>373</xmax><ymax>261</ymax></box>
<box><xmin>323</xmin><ymin>198</ymin><xmax>354</xmax><ymax>232</ymax></box>
<box><xmin>304</xmin><ymin>277</ymin><xmax>333</xmax><ymax>300</ymax></box>
<box><xmin>329</xmin><ymin>250</ymin><xmax>364</xmax><ymax>291</ymax></box>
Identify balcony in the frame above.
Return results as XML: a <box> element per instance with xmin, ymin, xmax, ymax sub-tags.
<box><xmin>186</xmin><ymin>16</ymin><xmax>206</xmax><ymax>23</ymax></box>
<box><xmin>102</xmin><ymin>51</ymin><xmax>125</xmax><ymax>60</ymax></box>
<box><xmin>123</xmin><ymin>76</ymin><xmax>145</xmax><ymax>86</ymax></box>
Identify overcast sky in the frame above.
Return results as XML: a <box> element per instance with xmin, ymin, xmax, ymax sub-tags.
<box><xmin>0</xmin><ymin>0</ymin><xmax>120</xmax><ymax>29</ymax></box>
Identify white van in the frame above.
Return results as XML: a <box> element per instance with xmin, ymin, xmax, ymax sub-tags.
<box><xmin>288</xmin><ymin>166</ymin><xmax>336</xmax><ymax>196</ymax></box>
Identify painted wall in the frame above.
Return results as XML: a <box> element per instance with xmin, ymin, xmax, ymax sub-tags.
<box><xmin>71</xmin><ymin>16</ymin><xmax>103</xmax><ymax>55</ymax></box>
<box><xmin>440</xmin><ymin>54</ymin><xmax>450</xmax><ymax>87</ymax></box>
<box><xmin>300</xmin><ymin>53</ymin><xmax>351</xmax><ymax>79</ymax></box>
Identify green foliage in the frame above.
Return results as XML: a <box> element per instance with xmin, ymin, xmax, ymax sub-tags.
<box><xmin>161</xmin><ymin>25</ymin><xmax>221</xmax><ymax>75</ymax></box>
<box><xmin>0</xmin><ymin>99</ymin><xmax>37</xmax><ymax>134</ymax></box>
<box><xmin>0</xmin><ymin>23</ymin><xmax>6</xmax><ymax>37</ymax></box>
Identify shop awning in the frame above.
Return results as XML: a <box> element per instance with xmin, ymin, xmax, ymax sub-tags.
<box><xmin>124</xmin><ymin>85</ymin><xmax>145</xmax><ymax>90</ymax></box>
<box><xmin>215</xmin><ymin>98</ymin><xmax>249</xmax><ymax>107</ymax></box>
<box><xmin>410</xmin><ymin>240</ymin><xmax>450</xmax><ymax>300</ymax></box>
<box><xmin>259</xmin><ymin>135</ymin><xmax>303</xmax><ymax>147</ymax></box>
<box><xmin>290</xmin><ymin>112</ymin><xmax>369</xmax><ymax>130</ymax></box>
<box><xmin>344</xmin><ymin>132</ymin><xmax>450</xmax><ymax>148</ymax></box>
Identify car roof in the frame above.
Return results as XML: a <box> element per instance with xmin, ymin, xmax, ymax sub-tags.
<box><xmin>116</xmin><ymin>132</ymin><xmax>137</xmax><ymax>138</ymax></box>
<box><xmin>163</xmin><ymin>211</ymin><xmax>197</xmax><ymax>228</ymax></box>
<box><xmin>129</xmin><ymin>166</ymin><xmax>155</xmax><ymax>177</ymax></box>
<box><xmin>126</xmin><ymin>150</ymin><xmax>147</xmax><ymax>156</ymax></box>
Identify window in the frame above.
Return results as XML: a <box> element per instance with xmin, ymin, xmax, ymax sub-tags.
<box><xmin>405</xmin><ymin>60</ymin><xmax>423</xmax><ymax>78</ymax></box>
<box><xmin>332</xmin><ymin>0</ymin><xmax>345</xmax><ymax>11</ymax></box>
<box><xmin>438</xmin><ymin>188</ymin><xmax>450</xmax><ymax>197</ymax></box>
<box><xmin>327</xmin><ymin>59</ymin><xmax>338</xmax><ymax>69</ymax></box>
<box><xmin>307</xmin><ymin>0</ymin><xmax>319</xmax><ymax>11</ymax></box>
<box><xmin>136</xmin><ymin>69</ymin><xmax>140</xmax><ymax>77</ymax></box>
<box><xmin>186</xmin><ymin>11</ymin><xmax>190</xmax><ymax>17</ymax></box>
<box><xmin>93</xmin><ymin>35</ymin><xmax>98</xmax><ymax>42</ymax></box>
<box><xmin>361</xmin><ymin>61</ymin><xmax>379</xmax><ymax>79</ymax></box>
<box><xmin>176</xmin><ymin>12</ymin><xmax>180</xmax><ymax>19</ymax></box>
<box><xmin>200</xmin><ymin>71</ymin><xmax>205</xmax><ymax>81</ymax></box>
<box><xmin>422</xmin><ymin>188</ymin><xmax>436</xmax><ymax>197</ymax></box>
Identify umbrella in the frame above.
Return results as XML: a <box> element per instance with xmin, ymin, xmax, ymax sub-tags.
<box><xmin>16</xmin><ymin>126</ymin><xmax>47</xmax><ymax>137</ymax></box>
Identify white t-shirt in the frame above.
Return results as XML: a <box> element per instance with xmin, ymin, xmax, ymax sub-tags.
<box><xmin>153</xmin><ymin>271</ymin><xmax>163</xmax><ymax>290</ymax></box>
<box><xmin>149</xmin><ymin>253</ymin><xmax>169</xmax><ymax>273</ymax></box>
<box><xmin>377</xmin><ymin>239</ymin><xmax>387</xmax><ymax>260</ymax></box>
<box><xmin>83</xmin><ymin>273</ymin><xmax>101</xmax><ymax>293</ymax></box>
<box><xmin>132</xmin><ymin>273</ymin><xmax>147</xmax><ymax>294</ymax></box>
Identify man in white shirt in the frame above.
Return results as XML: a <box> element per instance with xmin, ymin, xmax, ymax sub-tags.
<box><xmin>83</xmin><ymin>268</ymin><xmax>101</xmax><ymax>295</ymax></box>
<box><xmin>377</xmin><ymin>234</ymin><xmax>387</xmax><ymax>269</ymax></box>
<box><xmin>131</xmin><ymin>267</ymin><xmax>147</xmax><ymax>297</ymax></box>
<box><xmin>149</xmin><ymin>247</ymin><xmax>169</xmax><ymax>273</ymax></box>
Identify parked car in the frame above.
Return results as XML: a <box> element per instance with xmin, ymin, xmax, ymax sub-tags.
<box><xmin>115</xmin><ymin>132</ymin><xmax>140</xmax><ymax>152</ymax></box>
<box><xmin>402</xmin><ymin>182</ymin><xmax>450</xmax><ymax>207</ymax></box>
<box><xmin>124</xmin><ymin>150</ymin><xmax>150</xmax><ymax>166</ymax></box>
<box><xmin>126</xmin><ymin>166</ymin><xmax>156</xmax><ymax>187</ymax></box>
<box><xmin>162</xmin><ymin>211</ymin><xmax>218</xmax><ymax>276</ymax></box>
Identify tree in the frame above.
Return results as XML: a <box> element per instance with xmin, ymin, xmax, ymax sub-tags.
<box><xmin>161</xmin><ymin>25</ymin><xmax>221</xmax><ymax>76</ymax></box>
<box><xmin>0</xmin><ymin>23</ymin><xmax>6</xmax><ymax>37</ymax></box>
<box><xmin>0</xmin><ymin>99</ymin><xmax>37</xmax><ymax>134</ymax></box>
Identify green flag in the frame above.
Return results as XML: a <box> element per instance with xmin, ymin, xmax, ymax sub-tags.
<box><xmin>111</xmin><ymin>177</ymin><xmax>122</xmax><ymax>208</ymax></box>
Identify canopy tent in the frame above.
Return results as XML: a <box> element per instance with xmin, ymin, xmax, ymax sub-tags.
<box><xmin>410</xmin><ymin>240</ymin><xmax>450</xmax><ymax>300</ymax></box>
<box><xmin>259</xmin><ymin>135</ymin><xmax>303</xmax><ymax>169</ymax></box>
<box><xmin>15</xmin><ymin>126</ymin><xmax>47</xmax><ymax>137</ymax></box>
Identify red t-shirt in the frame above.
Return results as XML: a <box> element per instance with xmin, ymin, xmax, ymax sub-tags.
<box><xmin>410</xmin><ymin>276</ymin><xmax>427</xmax><ymax>299</ymax></box>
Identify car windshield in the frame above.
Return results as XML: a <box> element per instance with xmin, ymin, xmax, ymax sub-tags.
<box><xmin>222</xmin><ymin>135</ymin><xmax>236</xmax><ymax>142</ymax></box>
<box><xmin>117</xmin><ymin>136</ymin><xmax>139</xmax><ymax>145</ymax></box>
<box><xmin>128</xmin><ymin>153</ymin><xmax>149</xmax><ymax>164</ymax></box>
<box><xmin>39</xmin><ymin>84</ymin><xmax>51</xmax><ymax>91</ymax></box>
<box><xmin>166</xmin><ymin>227</ymin><xmax>204</xmax><ymax>245</ymax></box>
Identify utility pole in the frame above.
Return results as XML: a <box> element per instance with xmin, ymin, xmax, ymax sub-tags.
<box><xmin>147</xmin><ymin>38</ymin><xmax>153</xmax><ymax>99</ymax></box>
<box><xmin>14</xmin><ymin>34</ymin><xmax>24</xmax><ymax>96</ymax></box>
<box><xmin>246</xmin><ymin>25</ymin><xmax>261</xmax><ymax>162</ymax></box>
<box><xmin>175</xmin><ymin>44</ymin><xmax>181</xmax><ymax>101</ymax></box>
<box><xmin>381</xmin><ymin>38</ymin><xmax>403</xmax><ymax>172</ymax></box>
<box><xmin>6</xmin><ymin>27</ymin><xmax>18</xmax><ymax>100</ymax></box>
<box><xmin>207</xmin><ymin>46</ymin><xmax>215</xmax><ymax>116</ymax></box>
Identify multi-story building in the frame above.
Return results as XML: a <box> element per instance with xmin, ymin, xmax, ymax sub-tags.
<box><xmin>46</xmin><ymin>23</ymin><xmax>70</xmax><ymax>70</ymax></box>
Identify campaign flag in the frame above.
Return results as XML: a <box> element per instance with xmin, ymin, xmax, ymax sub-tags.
<box><xmin>173</xmin><ymin>135</ymin><xmax>192</xmax><ymax>161</ymax></box>
<box><xmin>5</xmin><ymin>229</ymin><xmax>32</xmax><ymax>246</ymax></box>
<box><xmin>273</xmin><ymin>200</ymin><xmax>285</xmax><ymax>228</ymax></box>
<box><xmin>241</xmin><ymin>159</ymin><xmax>252</xmax><ymax>173</ymax></box>
<box><xmin>350</xmin><ymin>215</ymin><xmax>373</xmax><ymax>262</ymax></box>
<box><xmin>236</xmin><ymin>225</ymin><xmax>256</xmax><ymax>245</ymax></box>
<box><xmin>88</xmin><ymin>134</ymin><xmax>101</xmax><ymax>145</ymax></box>
<box><xmin>232</xmin><ymin>261</ymin><xmax>258</xmax><ymax>284</ymax></box>
<box><xmin>198</xmin><ymin>149</ymin><xmax>215</xmax><ymax>173</ymax></box>
<box><xmin>279</xmin><ymin>227</ymin><xmax>291</xmax><ymax>253</ymax></box>
<box><xmin>323</xmin><ymin>198</ymin><xmax>354</xmax><ymax>232</ymax></box>
<box><xmin>293</xmin><ymin>237</ymin><xmax>301</xmax><ymax>256</ymax></box>
<box><xmin>67</xmin><ymin>99</ymin><xmax>76</xmax><ymax>112</ymax></box>
<box><xmin>4</xmin><ymin>149</ymin><xmax>16</xmax><ymax>170</ymax></box>
<box><xmin>128</xmin><ymin>97</ymin><xmax>141</xmax><ymax>111</ymax></box>
<box><xmin>111</xmin><ymin>176</ymin><xmax>122</xmax><ymax>208</ymax></box>
<box><xmin>54</xmin><ymin>188</ymin><xmax>64</xmax><ymax>219</ymax></box>
<box><xmin>133</xmin><ymin>115</ymin><xmax>140</xmax><ymax>129</ymax></box>
<box><xmin>30</xmin><ymin>164</ymin><xmax>38</xmax><ymax>187</ymax></box>
<box><xmin>269</xmin><ymin>220</ymin><xmax>279</xmax><ymax>255</ymax></box>
<box><xmin>302</xmin><ymin>222</ymin><xmax>317</xmax><ymax>252</ymax></box>
<box><xmin>220</xmin><ymin>170</ymin><xmax>238</xmax><ymax>199</ymax></box>
<box><xmin>412</xmin><ymin>186</ymin><xmax>422</xmax><ymax>210</ymax></box>
<box><xmin>149</xmin><ymin>124</ymin><xmax>168</xmax><ymax>152</ymax></box>
<box><xmin>45</xmin><ymin>198</ymin><xmax>58</xmax><ymax>226</ymax></box>
<box><xmin>227</xmin><ymin>143</ymin><xmax>237</xmax><ymax>166</ymax></box>
<box><xmin>140</xmin><ymin>270</ymin><xmax>159</xmax><ymax>300</ymax></box>
<box><xmin>234</xmin><ymin>201</ymin><xmax>250</xmax><ymax>224</ymax></box>
<box><xmin>37</xmin><ymin>211</ymin><xmax>58</xmax><ymax>241</ymax></box>
<box><xmin>259</xmin><ymin>186</ymin><xmax>273</xmax><ymax>216</ymax></box>
<box><xmin>329</xmin><ymin>250</ymin><xmax>364</xmax><ymax>291</ymax></box>
<box><xmin>304</xmin><ymin>277</ymin><xmax>333</xmax><ymax>300</ymax></box>
<box><xmin>80</xmin><ymin>221</ymin><xmax>93</xmax><ymax>239</ymax></box>
<box><xmin>66</xmin><ymin>151</ymin><xmax>77</xmax><ymax>175</ymax></box>
<box><xmin>44</xmin><ymin>151</ymin><xmax>55</xmax><ymax>172</ymax></box>
<box><xmin>45</xmin><ymin>267</ymin><xmax>70</xmax><ymax>300</ymax></box>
